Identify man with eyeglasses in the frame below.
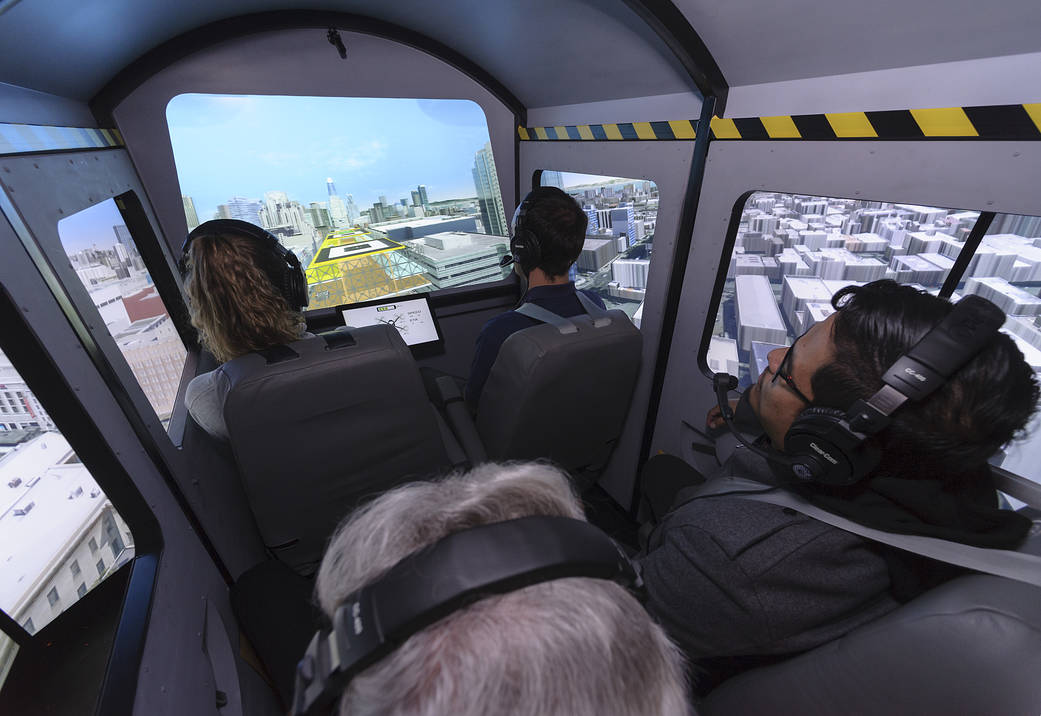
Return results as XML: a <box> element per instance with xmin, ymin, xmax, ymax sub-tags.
<box><xmin>636</xmin><ymin>279</ymin><xmax>1038</xmax><ymax>694</ymax></box>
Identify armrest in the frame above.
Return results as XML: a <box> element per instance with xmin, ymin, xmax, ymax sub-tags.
<box><xmin>434</xmin><ymin>375</ymin><xmax>487</xmax><ymax>465</ymax></box>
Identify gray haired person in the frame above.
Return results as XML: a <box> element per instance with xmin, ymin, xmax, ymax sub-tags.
<box><xmin>315</xmin><ymin>462</ymin><xmax>692</xmax><ymax>716</ymax></box>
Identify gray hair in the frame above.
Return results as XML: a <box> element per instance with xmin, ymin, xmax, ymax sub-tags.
<box><xmin>315</xmin><ymin>461</ymin><xmax>691</xmax><ymax>716</ymax></box>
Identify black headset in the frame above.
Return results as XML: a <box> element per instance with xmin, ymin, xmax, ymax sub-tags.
<box><xmin>501</xmin><ymin>188</ymin><xmax>551</xmax><ymax>276</ymax></box>
<box><xmin>714</xmin><ymin>293</ymin><xmax>1006</xmax><ymax>486</ymax></box>
<box><xmin>180</xmin><ymin>219</ymin><xmax>309</xmax><ymax>310</ymax></box>
<box><xmin>290</xmin><ymin>516</ymin><xmax>641</xmax><ymax>716</ymax></box>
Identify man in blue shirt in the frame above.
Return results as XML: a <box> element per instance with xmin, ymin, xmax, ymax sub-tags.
<box><xmin>465</xmin><ymin>186</ymin><xmax>605</xmax><ymax>411</ymax></box>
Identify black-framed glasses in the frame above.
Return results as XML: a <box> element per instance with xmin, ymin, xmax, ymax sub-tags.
<box><xmin>772</xmin><ymin>336</ymin><xmax>812</xmax><ymax>405</ymax></box>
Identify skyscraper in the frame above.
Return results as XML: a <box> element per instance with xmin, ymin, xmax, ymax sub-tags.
<box><xmin>610</xmin><ymin>204</ymin><xmax>637</xmax><ymax>247</ymax></box>
<box><xmin>471</xmin><ymin>142</ymin><xmax>507</xmax><ymax>236</ymax></box>
<box><xmin>225</xmin><ymin>197</ymin><xmax>263</xmax><ymax>225</ymax></box>
<box><xmin>344</xmin><ymin>194</ymin><xmax>359</xmax><ymax>225</ymax></box>
<box><xmin>182</xmin><ymin>196</ymin><xmax>200</xmax><ymax>231</ymax></box>
<box><xmin>411</xmin><ymin>190</ymin><xmax>423</xmax><ymax>207</ymax></box>
<box><xmin>327</xmin><ymin>178</ymin><xmax>348</xmax><ymax>226</ymax></box>
<box><xmin>418</xmin><ymin>185</ymin><xmax>429</xmax><ymax>207</ymax></box>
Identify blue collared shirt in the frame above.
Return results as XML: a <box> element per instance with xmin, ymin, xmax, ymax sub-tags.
<box><xmin>465</xmin><ymin>282</ymin><xmax>605</xmax><ymax>411</ymax></box>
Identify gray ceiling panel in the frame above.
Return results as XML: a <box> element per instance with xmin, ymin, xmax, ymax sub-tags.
<box><xmin>674</xmin><ymin>0</ymin><xmax>1041</xmax><ymax>87</ymax></box>
<box><xmin>0</xmin><ymin>0</ymin><xmax>696</xmax><ymax>108</ymax></box>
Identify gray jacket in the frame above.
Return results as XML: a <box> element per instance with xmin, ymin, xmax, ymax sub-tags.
<box><xmin>639</xmin><ymin>449</ymin><xmax>900</xmax><ymax>685</ymax></box>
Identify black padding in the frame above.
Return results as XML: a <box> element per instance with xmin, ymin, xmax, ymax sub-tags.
<box><xmin>883</xmin><ymin>295</ymin><xmax>1004</xmax><ymax>400</ymax></box>
<box><xmin>784</xmin><ymin>407</ymin><xmax>879</xmax><ymax>486</ymax></box>
<box><xmin>221</xmin><ymin>326</ymin><xmax>453</xmax><ymax>575</ymax></box>
<box><xmin>232</xmin><ymin>560</ymin><xmax>320</xmax><ymax>706</ymax></box>
<box><xmin>477</xmin><ymin>313</ymin><xmax>642</xmax><ymax>489</ymax></box>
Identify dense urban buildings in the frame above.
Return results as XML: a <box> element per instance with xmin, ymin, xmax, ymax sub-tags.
<box><xmin>708</xmin><ymin>191</ymin><xmax>1041</xmax><ymax>477</ymax></box>
<box><xmin>58</xmin><ymin>201</ymin><xmax>187</xmax><ymax>425</ymax></box>
<box><xmin>0</xmin><ymin>426</ymin><xmax>134</xmax><ymax>679</ymax></box>
<box><xmin>553</xmin><ymin>175</ymin><xmax>659</xmax><ymax>322</ymax></box>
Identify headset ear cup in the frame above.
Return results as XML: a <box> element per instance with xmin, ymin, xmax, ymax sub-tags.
<box><xmin>785</xmin><ymin>407</ymin><xmax>858</xmax><ymax>486</ymax></box>
<box><xmin>511</xmin><ymin>229</ymin><xmax>540</xmax><ymax>275</ymax></box>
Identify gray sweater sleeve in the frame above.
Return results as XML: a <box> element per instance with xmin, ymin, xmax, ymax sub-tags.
<box><xmin>640</xmin><ymin>497</ymin><xmax>897</xmax><ymax>660</ymax></box>
<box><xmin>184</xmin><ymin>369</ymin><xmax>230</xmax><ymax>441</ymax></box>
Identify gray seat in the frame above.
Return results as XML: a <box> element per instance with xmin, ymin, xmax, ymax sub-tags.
<box><xmin>220</xmin><ymin>326</ymin><xmax>459</xmax><ymax>575</ymax></box>
<box><xmin>701</xmin><ymin>523</ymin><xmax>1041</xmax><ymax>716</ymax></box>
<box><xmin>475</xmin><ymin>306</ymin><xmax>642</xmax><ymax>489</ymax></box>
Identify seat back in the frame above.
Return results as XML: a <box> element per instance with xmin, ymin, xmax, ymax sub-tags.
<box><xmin>702</xmin><ymin>525</ymin><xmax>1041</xmax><ymax>715</ymax></box>
<box><xmin>221</xmin><ymin>326</ymin><xmax>452</xmax><ymax>575</ymax></box>
<box><xmin>476</xmin><ymin>309</ymin><xmax>641</xmax><ymax>488</ymax></box>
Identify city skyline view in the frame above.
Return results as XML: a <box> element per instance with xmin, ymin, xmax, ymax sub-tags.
<box><xmin>707</xmin><ymin>192</ymin><xmax>1041</xmax><ymax>481</ymax></box>
<box><xmin>167</xmin><ymin>95</ymin><xmax>496</xmax><ymax>220</ymax></box>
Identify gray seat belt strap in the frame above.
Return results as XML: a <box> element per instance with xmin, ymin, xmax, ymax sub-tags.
<box><xmin>514</xmin><ymin>303</ymin><xmax>577</xmax><ymax>334</ymax></box>
<box><xmin>575</xmin><ymin>291</ymin><xmax>612</xmax><ymax>327</ymax></box>
<box><xmin>691</xmin><ymin>477</ymin><xmax>1041</xmax><ymax>588</ymax></box>
<box><xmin>991</xmin><ymin>466</ymin><xmax>1041</xmax><ymax>509</ymax></box>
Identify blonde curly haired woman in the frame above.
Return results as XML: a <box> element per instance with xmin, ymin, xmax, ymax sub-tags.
<box><xmin>181</xmin><ymin>220</ymin><xmax>309</xmax><ymax>440</ymax></box>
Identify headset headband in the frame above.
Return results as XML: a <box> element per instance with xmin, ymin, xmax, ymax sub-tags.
<box><xmin>291</xmin><ymin>516</ymin><xmax>639</xmax><ymax>716</ymax></box>
<box><xmin>181</xmin><ymin>219</ymin><xmax>308</xmax><ymax>309</ymax></box>
<box><xmin>713</xmin><ymin>293</ymin><xmax>1005</xmax><ymax>485</ymax></box>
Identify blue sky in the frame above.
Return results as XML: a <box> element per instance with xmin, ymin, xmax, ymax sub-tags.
<box><xmin>166</xmin><ymin>95</ymin><xmax>495</xmax><ymax>220</ymax></box>
<box><xmin>57</xmin><ymin>198</ymin><xmax>126</xmax><ymax>253</ymax></box>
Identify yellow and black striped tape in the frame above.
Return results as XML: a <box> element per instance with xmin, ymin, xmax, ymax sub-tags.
<box><xmin>0</xmin><ymin>122</ymin><xmax>124</xmax><ymax>155</ymax></box>
<box><xmin>519</xmin><ymin>104</ymin><xmax>1041</xmax><ymax>142</ymax></box>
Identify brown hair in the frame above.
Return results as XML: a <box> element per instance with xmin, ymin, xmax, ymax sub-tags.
<box><xmin>185</xmin><ymin>232</ymin><xmax>303</xmax><ymax>363</ymax></box>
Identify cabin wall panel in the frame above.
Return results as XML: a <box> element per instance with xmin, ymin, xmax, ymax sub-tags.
<box><xmin>519</xmin><ymin>139</ymin><xmax>695</xmax><ymax>506</ymax></box>
<box><xmin>0</xmin><ymin>202</ymin><xmax>272</xmax><ymax>714</ymax></box>
<box><xmin>0</xmin><ymin>149</ymin><xmax>268</xmax><ymax>578</ymax></box>
<box><xmin>109</xmin><ymin>29</ymin><xmax>517</xmax><ymax>259</ymax></box>
<box><xmin>724</xmin><ymin>51</ymin><xmax>1041</xmax><ymax>119</ymax></box>
<box><xmin>0</xmin><ymin>82</ymin><xmax>97</xmax><ymax>127</ymax></box>
<box><xmin>654</xmin><ymin>139</ymin><xmax>1041</xmax><ymax>460</ymax></box>
<box><xmin>527</xmin><ymin>92</ymin><xmax>703</xmax><ymax>127</ymax></box>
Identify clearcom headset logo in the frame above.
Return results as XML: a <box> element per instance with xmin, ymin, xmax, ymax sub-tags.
<box><xmin>808</xmin><ymin>442</ymin><xmax>839</xmax><ymax>465</ymax></box>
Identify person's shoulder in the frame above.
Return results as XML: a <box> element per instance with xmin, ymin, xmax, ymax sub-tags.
<box><xmin>479</xmin><ymin>308</ymin><xmax>533</xmax><ymax>338</ymax></box>
<box><xmin>577</xmin><ymin>288</ymin><xmax>606</xmax><ymax>308</ymax></box>
<box><xmin>186</xmin><ymin>369</ymin><xmax>220</xmax><ymax>401</ymax></box>
<box><xmin>660</xmin><ymin>492</ymin><xmax>840</xmax><ymax>564</ymax></box>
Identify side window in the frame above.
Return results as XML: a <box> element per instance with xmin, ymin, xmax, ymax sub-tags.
<box><xmin>538</xmin><ymin>171</ymin><xmax>658</xmax><ymax>326</ymax></box>
<box><xmin>705</xmin><ymin>192</ymin><xmax>976</xmax><ymax>387</ymax></box>
<box><xmin>167</xmin><ymin>95</ymin><xmax>512</xmax><ymax>310</ymax></box>
<box><xmin>57</xmin><ymin>199</ymin><xmax>188</xmax><ymax>431</ymax></box>
<box><xmin>0</xmin><ymin>350</ymin><xmax>136</xmax><ymax>678</ymax></box>
<box><xmin>959</xmin><ymin>213</ymin><xmax>1041</xmax><ymax>481</ymax></box>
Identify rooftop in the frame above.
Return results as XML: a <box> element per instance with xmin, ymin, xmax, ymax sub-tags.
<box><xmin>370</xmin><ymin>214</ymin><xmax>480</xmax><ymax>231</ymax></box>
<box><xmin>0</xmin><ymin>432</ymin><xmax>105</xmax><ymax>612</ymax></box>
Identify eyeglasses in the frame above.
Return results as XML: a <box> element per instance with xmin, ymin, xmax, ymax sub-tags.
<box><xmin>772</xmin><ymin>336</ymin><xmax>812</xmax><ymax>405</ymax></box>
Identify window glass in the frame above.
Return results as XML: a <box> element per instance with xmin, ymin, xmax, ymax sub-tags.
<box><xmin>706</xmin><ymin>192</ymin><xmax>977</xmax><ymax>387</ymax></box>
<box><xmin>953</xmin><ymin>213</ymin><xmax>1041</xmax><ymax>481</ymax></box>
<box><xmin>167</xmin><ymin>95</ymin><xmax>511</xmax><ymax>309</ymax></box>
<box><xmin>0</xmin><ymin>349</ymin><xmax>135</xmax><ymax>643</ymax></box>
<box><xmin>57</xmin><ymin>199</ymin><xmax>187</xmax><ymax>430</ymax></box>
<box><xmin>539</xmin><ymin>171</ymin><xmax>658</xmax><ymax>326</ymax></box>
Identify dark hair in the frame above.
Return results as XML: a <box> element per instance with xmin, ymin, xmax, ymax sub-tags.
<box><xmin>810</xmin><ymin>280</ymin><xmax>1039</xmax><ymax>479</ymax></box>
<box><xmin>521</xmin><ymin>186</ymin><xmax>588</xmax><ymax>277</ymax></box>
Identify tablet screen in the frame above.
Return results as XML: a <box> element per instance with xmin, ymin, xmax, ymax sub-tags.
<box><xmin>341</xmin><ymin>295</ymin><xmax>442</xmax><ymax>348</ymax></box>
